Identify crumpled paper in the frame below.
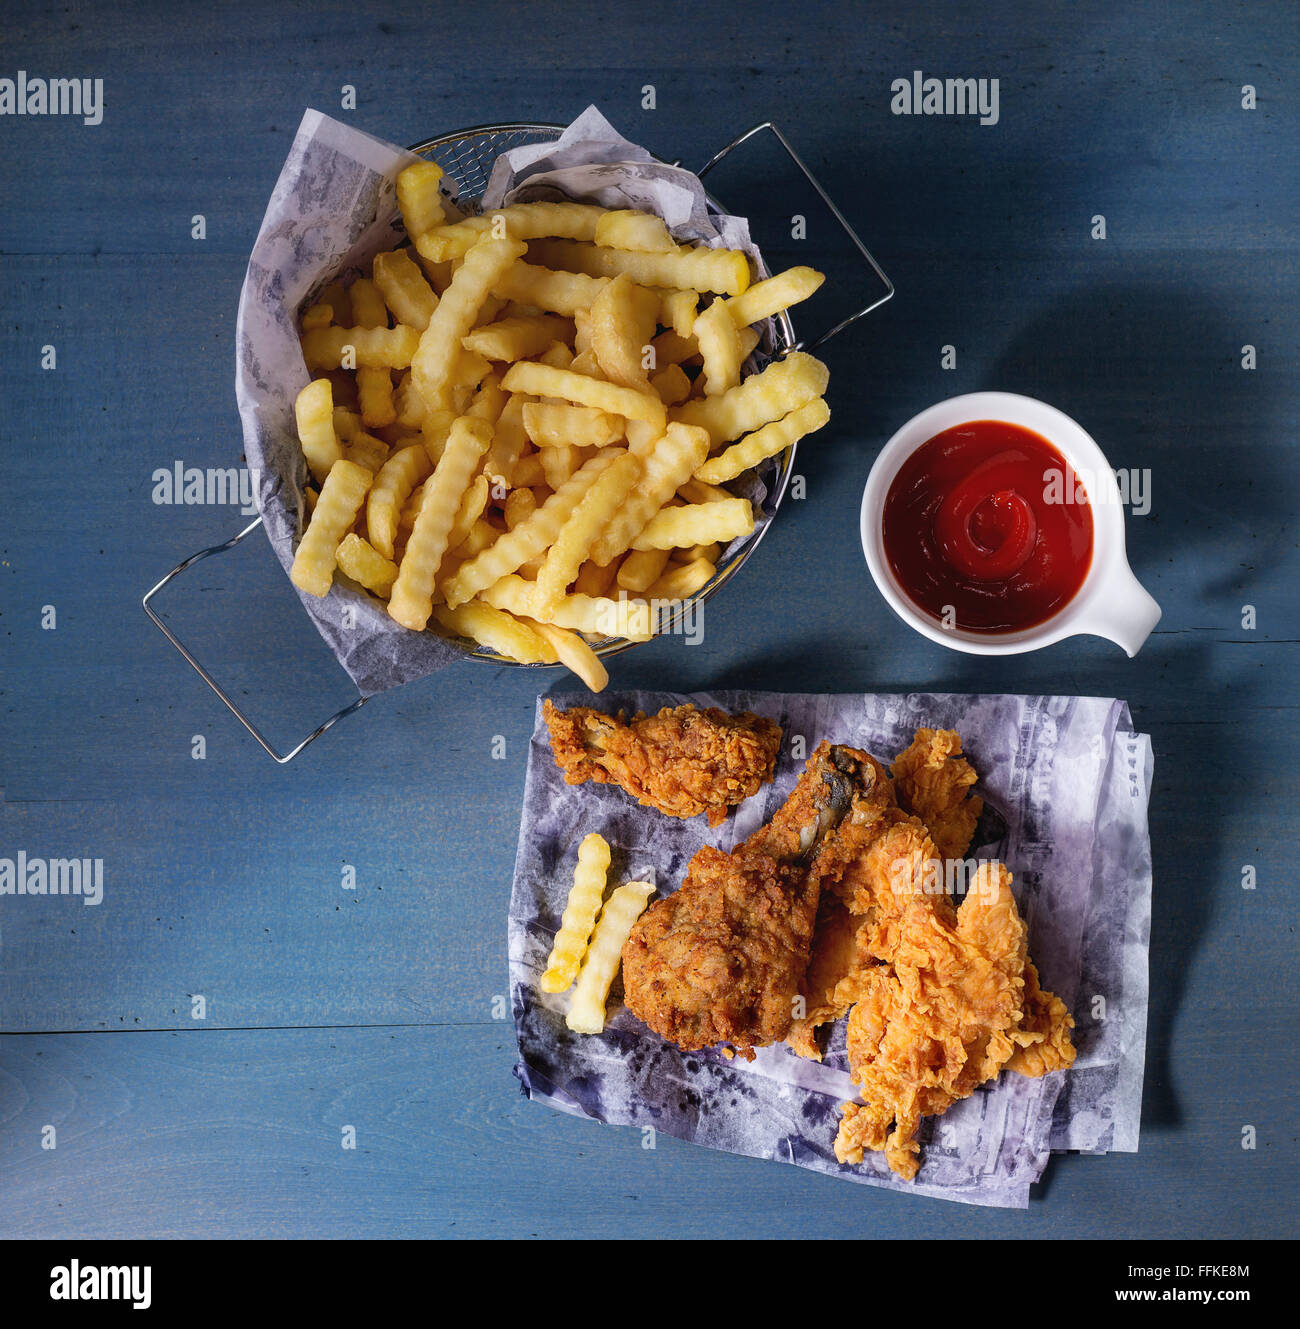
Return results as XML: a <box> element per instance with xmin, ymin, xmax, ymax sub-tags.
<box><xmin>510</xmin><ymin>690</ymin><xmax>1153</xmax><ymax>1208</ymax></box>
<box><xmin>234</xmin><ymin>107</ymin><xmax>782</xmax><ymax>696</ymax></box>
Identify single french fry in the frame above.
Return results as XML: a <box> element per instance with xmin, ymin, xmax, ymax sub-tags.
<box><xmin>574</xmin><ymin>557</ymin><xmax>619</xmax><ymax>599</ymax></box>
<box><xmin>482</xmin><ymin>394</ymin><xmax>529</xmax><ymax>494</ymax></box>
<box><xmin>524</xmin><ymin>619</ymin><xmax>609</xmax><ymax>691</ymax></box>
<box><xmin>671</xmin><ymin>351</ymin><xmax>829</xmax><ymax>446</ymax></box>
<box><xmin>650</xmin><ymin>363</ymin><xmax>692</xmax><ymax>407</ymax></box>
<box><xmin>388</xmin><ymin>416</ymin><xmax>492</xmax><ymax>630</ymax></box>
<box><xmin>723</xmin><ymin>265</ymin><xmax>825</xmax><ymax>328</ymax></box>
<box><xmin>490</xmin><ymin>260</ymin><xmax>609</xmax><ymax>317</ymax></box>
<box><xmin>451</xmin><ymin>516</ymin><xmax>498</xmax><ymax>560</ymax></box>
<box><xmin>573</xmin><ymin>307</ymin><xmax>593</xmax><ymax>354</ymax></box>
<box><xmin>646</xmin><ymin>555</ymin><xmax>715</xmax><ymax>601</ymax></box>
<box><xmin>443</xmin><ymin>473</ymin><xmax>490</xmax><ymax>559</ymax></box>
<box><xmin>678</xmin><ymin>476</ymin><xmax>733</xmax><ymax>505</ymax></box>
<box><xmin>336</xmin><ymin>532</ymin><xmax>399</xmax><ymax>597</ymax></box>
<box><xmin>333</xmin><ymin>407</ymin><xmax>364</xmax><ymax>441</ymax></box>
<box><xmin>616</xmin><ymin>546</ymin><xmax>670</xmax><ymax>593</ymax></box>
<box><xmin>501</xmin><ymin>361</ymin><xmax>666</xmax><ymax>429</ymax></box>
<box><xmin>660</xmin><ymin>289</ymin><xmax>698</xmax><ymax>338</ymax></box>
<box><xmin>594</xmin><ymin>209</ymin><xmax>676</xmax><ymax>253</ymax></box>
<box><xmin>693</xmin><ymin>298</ymin><xmax>743</xmax><ymax>397</ymax></box>
<box><xmin>462</xmin><ymin>313</ymin><xmax>574</xmax><ymax>362</ymax></box>
<box><xmin>350</xmin><ymin>277</ymin><xmax>397</xmax><ymax>429</ymax></box>
<box><xmin>566</xmin><ymin>880</ymin><xmax>657</xmax><ymax>1033</ymax></box>
<box><xmin>410</xmin><ymin>234</ymin><xmax>527</xmax><ymax>412</ymax></box>
<box><xmin>373</xmin><ymin>249</ymin><xmax>439</xmax><ymax>330</ymax></box>
<box><xmin>301</xmin><ymin>325</ymin><xmax>421</xmax><ymax>371</ymax></box>
<box><xmin>432</xmin><ymin>601</ymin><xmax>557</xmax><ymax>663</ymax></box>
<box><xmin>589</xmin><ymin>272</ymin><xmax>659</xmax><ymax>389</ymax></box>
<box><xmin>523</xmin><ymin>402</ymin><xmax>623</xmax><ymax>449</ymax></box>
<box><xmin>510</xmin><ymin>453</ymin><xmax>547</xmax><ymax>487</ymax></box>
<box><xmin>367</xmin><ymin>443</ymin><xmax>433</xmax><ymax>559</ymax></box>
<box><xmin>295</xmin><ymin>378</ymin><xmax>343</xmax><ymax>483</ymax></box>
<box><xmin>290</xmin><ymin>459</ymin><xmax>373</xmax><ymax>597</ymax></box>
<box><xmin>422</xmin><ymin>408</ymin><xmax>457</xmax><ymax>463</ymax></box>
<box><xmin>540</xmin><ymin>832</ymin><xmax>612</xmax><ymax>993</ymax></box>
<box><xmin>631</xmin><ymin>498</ymin><xmax>753</xmax><ymax>550</ymax></box>
<box><xmin>530</xmin><ymin>238</ymin><xmax>751</xmax><ymax>296</ymax></box>
<box><xmin>300</xmin><ymin>302</ymin><xmax>333</xmax><ymax>331</ymax></box>
<box><xmin>696</xmin><ymin>397</ymin><xmax>831</xmax><ymax>484</ymax></box>
<box><xmin>416</xmin><ymin>202</ymin><xmax>607</xmax><ymax>262</ymax></box>
<box><xmin>478</xmin><ymin>576</ymin><xmax>654</xmax><ymax>642</ymax></box>
<box><xmin>503</xmin><ymin>487</ymin><xmax>536</xmax><ymax>530</ymax></box>
<box><xmin>396</xmin><ymin>160</ymin><xmax>447</xmax><ymax>241</ymax></box>
<box><xmin>534</xmin><ymin>451</ymin><xmax>644</xmax><ymax>613</ymax></box>
<box><xmin>588</xmin><ymin>422</ymin><xmax>711</xmax><ymax>566</ymax></box>
<box><xmin>344</xmin><ymin>432</ymin><xmax>389</xmax><ymax>472</ymax></box>
<box><xmin>392</xmin><ymin>372</ymin><xmax>427</xmax><ymax>429</ymax></box>
<box><xmin>441</xmin><ymin>449</ymin><xmax>620</xmax><ymax>608</ymax></box>
<box><xmin>540</xmin><ymin>444</ymin><xmax>585</xmax><ymax>491</ymax></box>
<box><xmin>649</xmin><ymin>328</ymin><xmax>699</xmax><ymax>367</ymax></box>
<box><xmin>538</xmin><ymin>341</ymin><xmax>575</xmax><ymax>369</ymax></box>
<box><xmin>465</xmin><ymin>371</ymin><xmax>506</xmax><ymax>426</ymax></box>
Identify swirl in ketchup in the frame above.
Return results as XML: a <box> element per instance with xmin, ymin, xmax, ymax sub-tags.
<box><xmin>882</xmin><ymin>420</ymin><xmax>1093</xmax><ymax>633</ymax></box>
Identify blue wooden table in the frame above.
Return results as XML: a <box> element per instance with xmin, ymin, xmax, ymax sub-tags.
<box><xmin>1</xmin><ymin>0</ymin><xmax>1296</xmax><ymax>1239</ymax></box>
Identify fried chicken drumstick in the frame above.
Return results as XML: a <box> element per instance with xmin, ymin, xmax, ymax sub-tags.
<box><xmin>621</xmin><ymin>743</ymin><xmax>884</xmax><ymax>1058</ymax></box>
<box><xmin>543</xmin><ymin>700</ymin><xmax>782</xmax><ymax>827</ymax></box>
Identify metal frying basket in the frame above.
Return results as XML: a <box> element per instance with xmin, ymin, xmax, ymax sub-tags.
<box><xmin>142</xmin><ymin>121</ymin><xmax>893</xmax><ymax>762</ymax></box>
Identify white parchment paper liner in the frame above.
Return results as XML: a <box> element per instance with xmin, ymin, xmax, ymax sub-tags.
<box><xmin>509</xmin><ymin>690</ymin><xmax>1153</xmax><ymax>1208</ymax></box>
<box><xmin>234</xmin><ymin>107</ymin><xmax>779</xmax><ymax>696</ymax></box>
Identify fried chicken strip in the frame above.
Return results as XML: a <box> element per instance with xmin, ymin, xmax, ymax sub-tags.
<box><xmin>543</xmin><ymin>700</ymin><xmax>782</xmax><ymax>827</ymax></box>
<box><xmin>620</xmin><ymin>743</ymin><xmax>880</xmax><ymax>1058</ymax></box>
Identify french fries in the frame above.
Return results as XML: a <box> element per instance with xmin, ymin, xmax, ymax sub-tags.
<box><xmin>630</xmin><ymin>498</ymin><xmax>754</xmax><ymax>551</ymax></box>
<box><xmin>540</xmin><ymin>831</ymin><xmax>612</xmax><ymax>993</ymax></box>
<box><xmin>292</xmin><ymin>184</ymin><xmax>832</xmax><ymax>690</ymax></box>
<box><xmin>388</xmin><ymin>416</ymin><xmax>492</xmax><ymax>630</ymax></box>
<box><xmin>411</xmin><ymin>234</ymin><xmax>528</xmax><ymax>411</ymax></box>
<box><xmin>289</xmin><ymin>459</ymin><xmax>373</xmax><ymax>597</ymax></box>
<box><xmin>531</xmin><ymin>238</ymin><xmax>751</xmax><ymax>297</ymax></box>
<box><xmin>295</xmin><ymin>378</ymin><xmax>343</xmax><ymax>483</ymax></box>
<box><xmin>696</xmin><ymin>397</ymin><xmax>831</xmax><ymax>484</ymax></box>
<box><xmin>672</xmin><ymin>351</ymin><xmax>829</xmax><ymax>446</ymax></box>
<box><xmin>566</xmin><ymin>879</ymin><xmax>657</xmax><ymax>1035</ymax></box>
<box><xmin>396</xmin><ymin>161</ymin><xmax>448</xmax><ymax>241</ymax></box>
<box><xmin>595</xmin><ymin>209</ymin><xmax>675</xmax><ymax>253</ymax></box>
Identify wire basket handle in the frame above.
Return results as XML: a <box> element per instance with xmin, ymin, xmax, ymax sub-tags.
<box><xmin>697</xmin><ymin>121</ymin><xmax>894</xmax><ymax>353</ymax></box>
<box><xmin>141</xmin><ymin>517</ymin><xmax>368</xmax><ymax>764</ymax></box>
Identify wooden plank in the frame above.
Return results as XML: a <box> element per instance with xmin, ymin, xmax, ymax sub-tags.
<box><xmin>0</xmin><ymin>1026</ymin><xmax>1290</xmax><ymax>1238</ymax></box>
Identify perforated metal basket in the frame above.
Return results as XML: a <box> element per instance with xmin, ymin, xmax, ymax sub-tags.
<box><xmin>143</xmin><ymin>121</ymin><xmax>892</xmax><ymax>761</ymax></box>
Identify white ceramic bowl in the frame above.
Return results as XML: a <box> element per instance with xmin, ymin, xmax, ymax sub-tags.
<box><xmin>860</xmin><ymin>392</ymin><xmax>1161</xmax><ymax>656</ymax></box>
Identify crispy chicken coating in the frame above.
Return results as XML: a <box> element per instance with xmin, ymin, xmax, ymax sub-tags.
<box><xmin>621</xmin><ymin>743</ymin><xmax>881</xmax><ymax>1058</ymax></box>
<box><xmin>891</xmin><ymin>727</ymin><xmax>983</xmax><ymax>862</ymax></box>
<box><xmin>543</xmin><ymin>700</ymin><xmax>782</xmax><ymax>827</ymax></box>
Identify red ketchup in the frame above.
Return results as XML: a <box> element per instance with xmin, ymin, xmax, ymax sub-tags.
<box><xmin>882</xmin><ymin>420</ymin><xmax>1093</xmax><ymax>633</ymax></box>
